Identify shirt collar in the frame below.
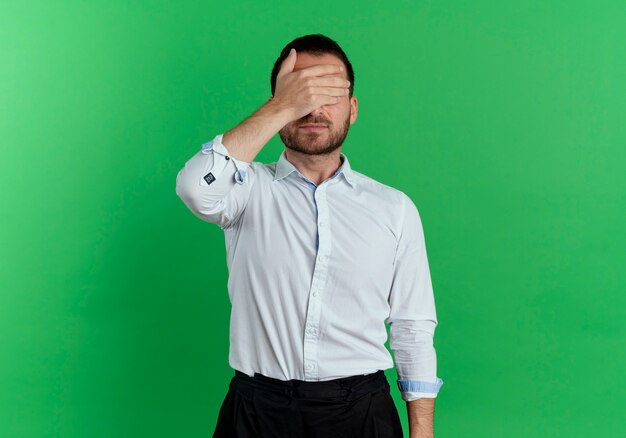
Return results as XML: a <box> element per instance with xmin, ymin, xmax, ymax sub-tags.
<box><xmin>273</xmin><ymin>149</ymin><xmax>357</xmax><ymax>188</ymax></box>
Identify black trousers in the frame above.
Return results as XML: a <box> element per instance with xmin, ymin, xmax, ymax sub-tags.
<box><xmin>213</xmin><ymin>369</ymin><xmax>403</xmax><ymax>438</ymax></box>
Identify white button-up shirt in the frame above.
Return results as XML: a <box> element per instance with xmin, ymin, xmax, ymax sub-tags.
<box><xmin>175</xmin><ymin>133</ymin><xmax>444</xmax><ymax>400</ymax></box>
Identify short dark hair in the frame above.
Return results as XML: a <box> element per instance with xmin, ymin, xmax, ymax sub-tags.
<box><xmin>270</xmin><ymin>33</ymin><xmax>354</xmax><ymax>98</ymax></box>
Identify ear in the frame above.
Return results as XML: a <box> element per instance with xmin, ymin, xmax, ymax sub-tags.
<box><xmin>349</xmin><ymin>96</ymin><xmax>358</xmax><ymax>125</ymax></box>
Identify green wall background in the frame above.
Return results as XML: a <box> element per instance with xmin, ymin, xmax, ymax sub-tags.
<box><xmin>1</xmin><ymin>1</ymin><xmax>624</xmax><ymax>436</ymax></box>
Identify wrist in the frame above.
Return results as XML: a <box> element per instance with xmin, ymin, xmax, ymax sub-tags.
<box><xmin>262</xmin><ymin>98</ymin><xmax>294</xmax><ymax>126</ymax></box>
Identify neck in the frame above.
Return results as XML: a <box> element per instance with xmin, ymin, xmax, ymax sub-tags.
<box><xmin>284</xmin><ymin>149</ymin><xmax>343</xmax><ymax>186</ymax></box>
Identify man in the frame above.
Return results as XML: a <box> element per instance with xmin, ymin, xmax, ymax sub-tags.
<box><xmin>176</xmin><ymin>34</ymin><xmax>443</xmax><ymax>438</ymax></box>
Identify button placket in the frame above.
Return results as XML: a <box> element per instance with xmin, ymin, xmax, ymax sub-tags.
<box><xmin>302</xmin><ymin>184</ymin><xmax>332</xmax><ymax>379</ymax></box>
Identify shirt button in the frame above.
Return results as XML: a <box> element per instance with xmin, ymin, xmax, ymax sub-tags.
<box><xmin>319</xmin><ymin>255</ymin><xmax>327</xmax><ymax>262</ymax></box>
<box><xmin>225</xmin><ymin>155</ymin><xmax>230</xmax><ymax>160</ymax></box>
<box><xmin>234</xmin><ymin>169</ymin><xmax>247</xmax><ymax>184</ymax></box>
<box><xmin>312</xmin><ymin>291</ymin><xmax>318</xmax><ymax>297</ymax></box>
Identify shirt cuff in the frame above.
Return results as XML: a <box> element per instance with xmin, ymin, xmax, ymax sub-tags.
<box><xmin>401</xmin><ymin>391</ymin><xmax>439</xmax><ymax>401</ymax></box>
<box><xmin>200</xmin><ymin>133</ymin><xmax>250</xmax><ymax>185</ymax></box>
<box><xmin>397</xmin><ymin>378</ymin><xmax>444</xmax><ymax>401</ymax></box>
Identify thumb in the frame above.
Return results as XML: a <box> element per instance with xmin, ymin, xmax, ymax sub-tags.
<box><xmin>277</xmin><ymin>48</ymin><xmax>297</xmax><ymax>78</ymax></box>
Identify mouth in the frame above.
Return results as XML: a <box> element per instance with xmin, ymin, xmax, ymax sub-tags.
<box><xmin>300</xmin><ymin>124</ymin><xmax>328</xmax><ymax>131</ymax></box>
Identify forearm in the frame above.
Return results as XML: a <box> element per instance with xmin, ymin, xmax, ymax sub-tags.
<box><xmin>406</xmin><ymin>397</ymin><xmax>435</xmax><ymax>438</ymax></box>
<box><xmin>222</xmin><ymin>99</ymin><xmax>293</xmax><ymax>162</ymax></box>
<box><xmin>175</xmin><ymin>99</ymin><xmax>291</xmax><ymax>226</ymax></box>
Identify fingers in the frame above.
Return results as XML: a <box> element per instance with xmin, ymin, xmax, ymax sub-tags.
<box><xmin>303</xmin><ymin>74</ymin><xmax>350</xmax><ymax>99</ymax></box>
<box><xmin>277</xmin><ymin>48</ymin><xmax>297</xmax><ymax>79</ymax></box>
<box><xmin>308</xmin><ymin>86</ymin><xmax>350</xmax><ymax>97</ymax></box>
<box><xmin>299</xmin><ymin>62</ymin><xmax>345</xmax><ymax>78</ymax></box>
<box><xmin>309</xmin><ymin>74</ymin><xmax>350</xmax><ymax>88</ymax></box>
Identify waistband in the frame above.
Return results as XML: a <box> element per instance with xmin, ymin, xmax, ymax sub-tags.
<box><xmin>231</xmin><ymin>369</ymin><xmax>388</xmax><ymax>401</ymax></box>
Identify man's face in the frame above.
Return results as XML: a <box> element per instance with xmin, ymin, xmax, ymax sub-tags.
<box><xmin>278</xmin><ymin>52</ymin><xmax>358</xmax><ymax>156</ymax></box>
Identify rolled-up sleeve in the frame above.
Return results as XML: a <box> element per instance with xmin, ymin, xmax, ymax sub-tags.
<box><xmin>386</xmin><ymin>193</ymin><xmax>444</xmax><ymax>401</ymax></box>
<box><xmin>175</xmin><ymin>133</ymin><xmax>256</xmax><ymax>230</ymax></box>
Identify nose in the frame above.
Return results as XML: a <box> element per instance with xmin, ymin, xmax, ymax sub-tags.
<box><xmin>309</xmin><ymin>105</ymin><xmax>329</xmax><ymax>118</ymax></box>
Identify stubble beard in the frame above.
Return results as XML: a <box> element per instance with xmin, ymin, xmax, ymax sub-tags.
<box><xmin>279</xmin><ymin>112</ymin><xmax>351</xmax><ymax>156</ymax></box>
